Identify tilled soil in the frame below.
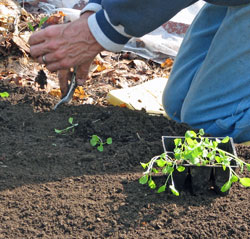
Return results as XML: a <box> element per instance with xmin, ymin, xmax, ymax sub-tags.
<box><xmin>0</xmin><ymin>81</ymin><xmax>249</xmax><ymax>239</ymax></box>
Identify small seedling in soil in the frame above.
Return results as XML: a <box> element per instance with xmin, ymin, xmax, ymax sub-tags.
<box><xmin>140</xmin><ymin>129</ymin><xmax>250</xmax><ymax>196</ymax></box>
<box><xmin>54</xmin><ymin>117</ymin><xmax>78</xmax><ymax>135</ymax></box>
<box><xmin>90</xmin><ymin>135</ymin><xmax>112</xmax><ymax>152</ymax></box>
<box><xmin>27</xmin><ymin>16</ymin><xmax>49</xmax><ymax>32</ymax></box>
<box><xmin>0</xmin><ymin>92</ymin><xmax>9</xmax><ymax>98</ymax></box>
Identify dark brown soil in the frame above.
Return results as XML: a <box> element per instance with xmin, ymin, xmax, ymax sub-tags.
<box><xmin>0</xmin><ymin>81</ymin><xmax>249</xmax><ymax>239</ymax></box>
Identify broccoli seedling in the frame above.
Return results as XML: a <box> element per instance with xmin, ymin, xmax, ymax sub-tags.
<box><xmin>90</xmin><ymin>135</ymin><xmax>112</xmax><ymax>152</ymax></box>
<box><xmin>54</xmin><ymin>117</ymin><xmax>78</xmax><ymax>135</ymax></box>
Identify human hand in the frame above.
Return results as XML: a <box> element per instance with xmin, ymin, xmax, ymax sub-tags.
<box><xmin>28</xmin><ymin>12</ymin><xmax>103</xmax><ymax>72</ymax></box>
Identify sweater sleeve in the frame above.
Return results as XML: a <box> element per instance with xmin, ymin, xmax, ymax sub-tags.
<box><xmin>205</xmin><ymin>0</ymin><xmax>250</xmax><ymax>6</ymax></box>
<box><xmin>80</xmin><ymin>0</ymin><xmax>102</xmax><ymax>14</ymax></box>
<box><xmin>86</xmin><ymin>0</ymin><xmax>197</xmax><ymax>52</ymax></box>
<box><xmin>83</xmin><ymin>0</ymin><xmax>250</xmax><ymax>52</ymax></box>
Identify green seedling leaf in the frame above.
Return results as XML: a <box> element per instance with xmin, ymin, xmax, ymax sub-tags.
<box><xmin>152</xmin><ymin>168</ymin><xmax>159</xmax><ymax>173</ymax></box>
<box><xmin>221</xmin><ymin>180</ymin><xmax>232</xmax><ymax>192</ymax></box>
<box><xmin>202</xmin><ymin>148</ymin><xmax>208</xmax><ymax>158</ymax></box>
<box><xmin>240</xmin><ymin>161</ymin><xmax>244</xmax><ymax>173</ymax></box>
<box><xmin>97</xmin><ymin>145</ymin><xmax>104</xmax><ymax>152</ymax></box>
<box><xmin>215</xmin><ymin>156</ymin><xmax>222</xmax><ymax>163</ymax></box>
<box><xmin>38</xmin><ymin>16</ymin><xmax>49</xmax><ymax>28</ymax></box>
<box><xmin>204</xmin><ymin>137</ymin><xmax>210</xmax><ymax>145</ymax></box>
<box><xmin>230</xmin><ymin>175</ymin><xmax>238</xmax><ymax>183</ymax></box>
<box><xmin>106</xmin><ymin>137</ymin><xmax>112</xmax><ymax>144</ymax></box>
<box><xmin>186</xmin><ymin>138</ymin><xmax>195</xmax><ymax>147</ymax></box>
<box><xmin>140</xmin><ymin>162</ymin><xmax>148</xmax><ymax>169</ymax></box>
<box><xmin>239</xmin><ymin>178</ymin><xmax>250</xmax><ymax>187</ymax></box>
<box><xmin>90</xmin><ymin>138</ymin><xmax>97</xmax><ymax>146</ymax></box>
<box><xmin>148</xmin><ymin>179</ymin><xmax>156</xmax><ymax>189</ymax></box>
<box><xmin>55</xmin><ymin>129</ymin><xmax>63</xmax><ymax>134</ymax></box>
<box><xmin>207</xmin><ymin>151</ymin><xmax>215</xmax><ymax>160</ymax></box>
<box><xmin>185</xmin><ymin>130</ymin><xmax>197</xmax><ymax>139</ymax></box>
<box><xmin>68</xmin><ymin>117</ymin><xmax>73</xmax><ymax>124</ymax></box>
<box><xmin>246</xmin><ymin>164</ymin><xmax>250</xmax><ymax>172</ymax></box>
<box><xmin>169</xmin><ymin>185</ymin><xmax>179</xmax><ymax>196</ymax></box>
<box><xmin>156</xmin><ymin>158</ymin><xmax>167</xmax><ymax>167</ymax></box>
<box><xmin>157</xmin><ymin>185</ymin><xmax>166</xmax><ymax>193</ymax></box>
<box><xmin>92</xmin><ymin>135</ymin><xmax>99</xmax><ymax>141</ymax></box>
<box><xmin>221</xmin><ymin>136</ymin><xmax>230</xmax><ymax>143</ymax></box>
<box><xmin>174</xmin><ymin>138</ymin><xmax>182</xmax><ymax>146</ymax></box>
<box><xmin>219</xmin><ymin>150</ymin><xmax>226</xmax><ymax>157</ymax></box>
<box><xmin>212</xmin><ymin>141</ymin><xmax>218</xmax><ymax>148</ymax></box>
<box><xmin>223</xmin><ymin>158</ymin><xmax>230</xmax><ymax>167</ymax></box>
<box><xmin>27</xmin><ymin>22</ymin><xmax>34</xmax><ymax>32</ymax></box>
<box><xmin>139</xmin><ymin>175</ymin><xmax>148</xmax><ymax>184</ymax></box>
<box><xmin>90</xmin><ymin>135</ymin><xmax>99</xmax><ymax>146</ymax></box>
<box><xmin>177</xmin><ymin>166</ymin><xmax>185</xmax><ymax>172</ymax></box>
<box><xmin>0</xmin><ymin>92</ymin><xmax>9</xmax><ymax>98</ymax></box>
<box><xmin>190</xmin><ymin>157</ymin><xmax>200</xmax><ymax>165</ymax></box>
<box><xmin>162</xmin><ymin>165</ymin><xmax>174</xmax><ymax>174</ymax></box>
<box><xmin>199</xmin><ymin>128</ymin><xmax>205</xmax><ymax>135</ymax></box>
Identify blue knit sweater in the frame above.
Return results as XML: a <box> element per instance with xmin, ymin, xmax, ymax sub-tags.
<box><xmin>81</xmin><ymin>0</ymin><xmax>250</xmax><ymax>52</ymax></box>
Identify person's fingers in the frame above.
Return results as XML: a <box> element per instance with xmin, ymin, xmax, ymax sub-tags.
<box><xmin>46</xmin><ymin>59</ymin><xmax>73</xmax><ymax>72</ymax></box>
<box><xmin>30</xmin><ymin>43</ymin><xmax>49</xmax><ymax>59</ymax></box>
<box><xmin>75</xmin><ymin>62</ymin><xmax>91</xmax><ymax>85</ymax></box>
<box><xmin>28</xmin><ymin>30</ymin><xmax>47</xmax><ymax>46</ymax></box>
<box><xmin>58</xmin><ymin>69</ymin><xmax>72</xmax><ymax>98</ymax></box>
<box><xmin>37</xmin><ymin>55</ymin><xmax>47</xmax><ymax>65</ymax></box>
<box><xmin>37</xmin><ymin>49</ymin><xmax>64</xmax><ymax>65</ymax></box>
<box><xmin>28</xmin><ymin>25</ymin><xmax>60</xmax><ymax>46</ymax></box>
<box><xmin>29</xmin><ymin>25</ymin><xmax>65</xmax><ymax>59</ymax></box>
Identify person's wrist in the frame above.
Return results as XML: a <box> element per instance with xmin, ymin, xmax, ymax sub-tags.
<box><xmin>80</xmin><ymin>12</ymin><xmax>104</xmax><ymax>53</ymax></box>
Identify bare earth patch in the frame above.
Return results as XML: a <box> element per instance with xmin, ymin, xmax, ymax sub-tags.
<box><xmin>0</xmin><ymin>80</ymin><xmax>249</xmax><ymax>239</ymax></box>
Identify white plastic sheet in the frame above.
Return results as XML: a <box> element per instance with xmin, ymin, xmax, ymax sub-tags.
<box><xmin>123</xmin><ymin>1</ymin><xmax>205</xmax><ymax>62</ymax></box>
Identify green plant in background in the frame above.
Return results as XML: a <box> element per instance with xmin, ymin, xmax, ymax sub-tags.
<box><xmin>27</xmin><ymin>16</ymin><xmax>49</xmax><ymax>32</ymax></box>
<box><xmin>139</xmin><ymin>129</ymin><xmax>250</xmax><ymax>196</ymax></box>
<box><xmin>0</xmin><ymin>92</ymin><xmax>9</xmax><ymax>98</ymax></box>
<box><xmin>55</xmin><ymin>117</ymin><xmax>78</xmax><ymax>135</ymax></box>
<box><xmin>90</xmin><ymin>135</ymin><xmax>112</xmax><ymax>152</ymax></box>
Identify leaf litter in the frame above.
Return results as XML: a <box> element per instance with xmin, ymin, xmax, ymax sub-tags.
<box><xmin>0</xmin><ymin>0</ymin><xmax>173</xmax><ymax>107</ymax></box>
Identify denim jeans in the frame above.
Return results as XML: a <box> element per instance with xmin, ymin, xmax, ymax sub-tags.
<box><xmin>162</xmin><ymin>3</ymin><xmax>250</xmax><ymax>143</ymax></box>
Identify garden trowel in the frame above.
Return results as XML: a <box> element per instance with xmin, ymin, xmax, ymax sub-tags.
<box><xmin>53</xmin><ymin>67</ymin><xmax>77</xmax><ymax>110</ymax></box>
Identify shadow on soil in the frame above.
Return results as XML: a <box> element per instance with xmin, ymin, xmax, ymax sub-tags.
<box><xmin>104</xmin><ymin>178</ymin><xmax>220</xmax><ymax>233</ymax></box>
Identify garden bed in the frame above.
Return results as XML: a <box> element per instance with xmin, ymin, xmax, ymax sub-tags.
<box><xmin>0</xmin><ymin>81</ymin><xmax>249</xmax><ymax>238</ymax></box>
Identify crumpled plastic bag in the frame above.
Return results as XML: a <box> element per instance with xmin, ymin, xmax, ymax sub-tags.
<box><xmin>18</xmin><ymin>0</ymin><xmax>87</xmax><ymax>12</ymax></box>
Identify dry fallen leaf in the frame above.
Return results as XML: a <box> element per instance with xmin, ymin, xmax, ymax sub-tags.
<box><xmin>73</xmin><ymin>86</ymin><xmax>86</xmax><ymax>100</ymax></box>
<box><xmin>120</xmin><ymin>103</ymin><xmax>127</xmax><ymax>108</ymax></box>
<box><xmin>96</xmin><ymin>64</ymin><xmax>106</xmax><ymax>72</ymax></box>
<box><xmin>161</xmin><ymin>58</ymin><xmax>173</xmax><ymax>68</ymax></box>
<box><xmin>43</xmin><ymin>11</ymin><xmax>65</xmax><ymax>27</ymax></box>
<box><xmin>49</xmin><ymin>88</ymin><xmax>61</xmax><ymax>98</ymax></box>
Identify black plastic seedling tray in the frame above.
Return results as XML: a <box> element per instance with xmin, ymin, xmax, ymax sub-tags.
<box><xmin>162</xmin><ymin>136</ymin><xmax>238</xmax><ymax>195</ymax></box>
